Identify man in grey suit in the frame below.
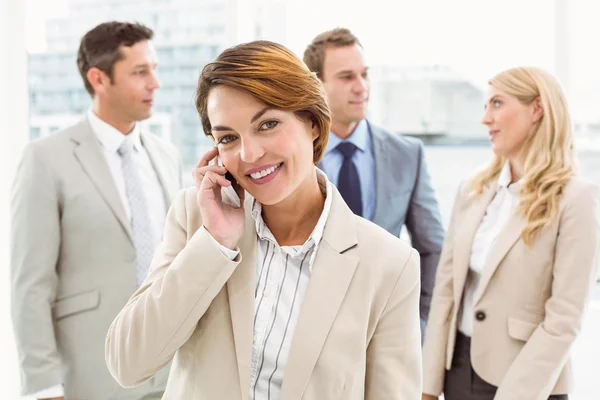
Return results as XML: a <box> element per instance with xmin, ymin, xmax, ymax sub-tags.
<box><xmin>11</xmin><ymin>22</ymin><xmax>181</xmax><ymax>399</ymax></box>
<box><xmin>304</xmin><ymin>28</ymin><xmax>444</xmax><ymax>336</ymax></box>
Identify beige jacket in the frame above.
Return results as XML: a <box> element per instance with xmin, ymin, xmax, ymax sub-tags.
<box><xmin>422</xmin><ymin>176</ymin><xmax>600</xmax><ymax>399</ymax></box>
<box><xmin>10</xmin><ymin>118</ymin><xmax>181</xmax><ymax>399</ymax></box>
<box><xmin>106</xmin><ymin>185</ymin><xmax>423</xmax><ymax>399</ymax></box>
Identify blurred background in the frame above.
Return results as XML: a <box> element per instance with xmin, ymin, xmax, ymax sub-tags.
<box><xmin>1</xmin><ymin>0</ymin><xmax>599</xmax><ymax>398</ymax></box>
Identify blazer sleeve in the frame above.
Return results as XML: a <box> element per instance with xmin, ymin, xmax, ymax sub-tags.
<box><xmin>404</xmin><ymin>140</ymin><xmax>445</xmax><ymax>323</ymax></box>
<box><xmin>365</xmin><ymin>248</ymin><xmax>422</xmax><ymax>399</ymax></box>
<box><xmin>421</xmin><ymin>182</ymin><xmax>464</xmax><ymax>396</ymax></box>
<box><xmin>105</xmin><ymin>188</ymin><xmax>242</xmax><ymax>388</ymax></box>
<box><xmin>10</xmin><ymin>143</ymin><xmax>63</xmax><ymax>394</ymax></box>
<box><xmin>494</xmin><ymin>181</ymin><xmax>600</xmax><ymax>400</ymax></box>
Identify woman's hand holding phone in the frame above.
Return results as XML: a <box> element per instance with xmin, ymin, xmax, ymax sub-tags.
<box><xmin>193</xmin><ymin>147</ymin><xmax>245</xmax><ymax>250</ymax></box>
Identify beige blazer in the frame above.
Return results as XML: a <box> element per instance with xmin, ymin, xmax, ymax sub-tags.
<box><xmin>422</xmin><ymin>176</ymin><xmax>600</xmax><ymax>399</ymax></box>
<box><xmin>10</xmin><ymin>118</ymin><xmax>181</xmax><ymax>399</ymax></box>
<box><xmin>106</xmin><ymin>185</ymin><xmax>422</xmax><ymax>399</ymax></box>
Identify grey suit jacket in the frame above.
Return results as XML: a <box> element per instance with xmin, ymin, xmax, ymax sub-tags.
<box><xmin>10</xmin><ymin>117</ymin><xmax>182</xmax><ymax>399</ymax></box>
<box><xmin>320</xmin><ymin>121</ymin><xmax>444</xmax><ymax>323</ymax></box>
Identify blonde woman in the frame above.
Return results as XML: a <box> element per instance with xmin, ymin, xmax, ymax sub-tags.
<box><xmin>422</xmin><ymin>67</ymin><xmax>600</xmax><ymax>400</ymax></box>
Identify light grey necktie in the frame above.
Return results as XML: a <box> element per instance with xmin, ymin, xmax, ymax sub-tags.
<box><xmin>118</xmin><ymin>137</ymin><xmax>154</xmax><ymax>286</ymax></box>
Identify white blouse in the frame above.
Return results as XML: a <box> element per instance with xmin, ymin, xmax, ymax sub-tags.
<box><xmin>459</xmin><ymin>162</ymin><xmax>522</xmax><ymax>336</ymax></box>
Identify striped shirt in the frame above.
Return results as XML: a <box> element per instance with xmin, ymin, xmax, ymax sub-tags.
<box><xmin>209</xmin><ymin>169</ymin><xmax>333</xmax><ymax>400</ymax></box>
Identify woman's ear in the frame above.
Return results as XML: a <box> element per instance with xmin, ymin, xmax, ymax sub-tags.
<box><xmin>311</xmin><ymin>121</ymin><xmax>320</xmax><ymax>141</ymax></box>
<box><xmin>532</xmin><ymin>97</ymin><xmax>544</xmax><ymax>123</ymax></box>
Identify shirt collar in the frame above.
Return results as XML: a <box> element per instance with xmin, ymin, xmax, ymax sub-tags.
<box><xmin>497</xmin><ymin>161</ymin><xmax>521</xmax><ymax>193</ymax></box>
<box><xmin>251</xmin><ymin>167</ymin><xmax>333</xmax><ymax>272</ymax></box>
<box><xmin>87</xmin><ymin>109</ymin><xmax>143</xmax><ymax>154</ymax></box>
<box><xmin>324</xmin><ymin>119</ymin><xmax>369</xmax><ymax>156</ymax></box>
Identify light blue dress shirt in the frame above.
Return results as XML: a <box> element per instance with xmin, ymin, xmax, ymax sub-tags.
<box><xmin>320</xmin><ymin>119</ymin><xmax>376</xmax><ymax>221</ymax></box>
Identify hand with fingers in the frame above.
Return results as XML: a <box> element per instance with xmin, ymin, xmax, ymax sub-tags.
<box><xmin>193</xmin><ymin>146</ymin><xmax>246</xmax><ymax>250</ymax></box>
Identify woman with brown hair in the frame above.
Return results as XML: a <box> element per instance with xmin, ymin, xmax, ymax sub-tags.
<box><xmin>422</xmin><ymin>67</ymin><xmax>600</xmax><ymax>400</ymax></box>
<box><xmin>106</xmin><ymin>40</ymin><xmax>422</xmax><ymax>399</ymax></box>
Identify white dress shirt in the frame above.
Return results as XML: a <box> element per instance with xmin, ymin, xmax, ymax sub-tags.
<box><xmin>205</xmin><ymin>168</ymin><xmax>333</xmax><ymax>400</ymax></box>
<box><xmin>34</xmin><ymin>111</ymin><xmax>167</xmax><ymax>398</ymax></box>
<box><xmin>459</xmin><ymin>162</ymin><xmax>521</xmax><ymax>336</ymax></box>
<box><xmin>87</xmin><ymin>110</ymin><xmax>166</xmax><ymax>243</ymax></box>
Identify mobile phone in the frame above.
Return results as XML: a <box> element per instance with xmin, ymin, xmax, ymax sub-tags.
<box><xmin>217</xmin><ymin>155</ymin><xmax>241</xmax><ymax>208</ymax></box>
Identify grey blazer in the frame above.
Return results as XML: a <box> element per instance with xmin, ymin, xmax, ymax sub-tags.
<box><xmin>320</xmin><ymin>121</ymin><xmax>444</xmax><ymax>323</ymax></box>
<box><xmin>10</xmin><ymin>117</ymin><xmax>182</xmax><ymax>399</ymax></box>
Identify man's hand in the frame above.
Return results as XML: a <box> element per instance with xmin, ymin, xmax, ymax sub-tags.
<box><xmin>422</xmin><ymin>394</ymin><xmax>438</xmax><ymax>400</ymax></box>
<box><xmin>39</xmin><ymin>397</ymin><xmax>64</xmax><ymax>400</ymax></box>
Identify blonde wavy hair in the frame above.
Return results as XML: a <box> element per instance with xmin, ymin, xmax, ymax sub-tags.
<box><xmin>471</xmin><ymin>67</ymin><xmax>577</xmax><ymax>246</ymax></box>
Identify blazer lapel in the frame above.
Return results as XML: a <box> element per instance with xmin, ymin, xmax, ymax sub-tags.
<box><xmin>474</xmin><ymin>211</ymin><xmax>526</xmax><ymax>305</ymax></box>
<box><xmin>227</xmin><ymin>197</ymin><xmax>257</xmax><ymax>398</ymax></box>
<box><xmin>71</xmin><ymin>118</ymin><xmax>134</xmax><ymax>244</ymax></box>
<box><xmin>141</xmin><ymin>132</ymin><xmax>177</xmax><ymax>208</ymax></box>
<box><xmin>281</xmin><ymin>188</ymin><xmax>359</xmax><ymax>399</ymax></box>
<box><xmin>452</xmin><ymin>183</ymin><xmax>496</xmax><ymax>306</ymax></box>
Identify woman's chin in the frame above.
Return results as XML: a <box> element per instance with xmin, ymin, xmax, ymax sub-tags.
<box><xmin>248</xmin><ymin>188</ymin><xmax>288</xmax><ymax>207</ymax></box>
<box><xmin>491</xmin><ymin>143</ymin><xmax>507</xmax><ymax>157</ymax></box>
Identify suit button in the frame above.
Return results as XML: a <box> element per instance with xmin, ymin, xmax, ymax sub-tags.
<box><xmin>475</xmin><ymin>310</ymin><xmax>486</xmax><ymax>321</ymax></box>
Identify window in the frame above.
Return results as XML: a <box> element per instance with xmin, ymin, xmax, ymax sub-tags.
<box><xmin>29</xmin><ymin>127</ymin><xmax>41</xmax><ymax>140</ymax></box>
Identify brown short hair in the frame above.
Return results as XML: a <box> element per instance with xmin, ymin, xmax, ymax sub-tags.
<box><xmin>77</xmin><ymin>21</ymin><xmax>153</xmax><ymax>96</ymax></box>
<box><xmin>303</xmin><ymin>28</ymin><xmax>361</xmax><ymax>80</ymax></box>
<box><xmin>195</xmin><ymin>40</ymin><xmax>331</xmax><ymax>164</ymax></box>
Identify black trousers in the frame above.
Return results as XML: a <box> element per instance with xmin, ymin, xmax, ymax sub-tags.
<box><xmin>443</xmin><ymin>332</ymin><xmax>568</xmax><ymax>400</ymax></box>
